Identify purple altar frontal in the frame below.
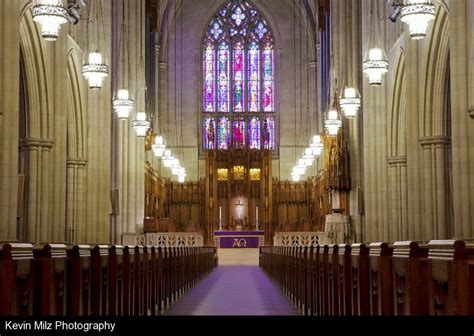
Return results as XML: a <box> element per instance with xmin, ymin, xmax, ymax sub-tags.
<box><xmin>214</xmin><ymin>231</ymin><xmax>265</xmax><ymax>249</ymax></box>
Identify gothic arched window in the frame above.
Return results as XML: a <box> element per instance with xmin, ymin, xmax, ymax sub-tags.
<box><xmin>202</xmin><ymin>0</ymin><xmax>275</xmax><ymax>151</ymax></box>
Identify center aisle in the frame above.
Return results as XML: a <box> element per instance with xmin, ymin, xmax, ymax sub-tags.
<box><xmin>164</xmin><ymin>266</ymin><xmax>298</xmax><ymax>316</ymax></box>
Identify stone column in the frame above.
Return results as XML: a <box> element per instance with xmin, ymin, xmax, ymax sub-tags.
<box><xmin>66</xmin><ymin>158</ymin><xmax>88</xmax><ymax>244</ymax></box>
<box><xmin>0</xmin><ymin>0</ymin><xmax>20</xmax><ymax>242</ymax></box>
<box><xmin>21</xmin><ymin>138</ymin><xmax>54</xmax><ymax>243</ymax></box>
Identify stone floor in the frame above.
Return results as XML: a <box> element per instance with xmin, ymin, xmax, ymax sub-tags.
<box><xmin>164</xmin><ymin>266</ymin><xmax>298</xmax><ymax>316</ymax></box>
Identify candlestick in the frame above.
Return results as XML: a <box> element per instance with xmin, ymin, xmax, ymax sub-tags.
<box><xmin>219</xmin><ymin>206</ymin><xmax>222</xmax><ymax>231</ymax></box>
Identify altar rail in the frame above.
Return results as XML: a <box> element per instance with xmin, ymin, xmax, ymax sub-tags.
<box><xmin>273</xmin><ymin>232</ymin><xmax>331</xmax><ymax>247</ymax></box>
<box><xmin>0</xmin><ymin>244</ymin><xmax>216</xmax><ymax>316</ymax></box>
<box><xmin>122</xmin><ymin>233</ymin><xmax>204</xmax><ymax>247</ymax></box>
<box><xmin>260</xmin><ymin>240</ymin><xmax>474</xmax><ymax>316</ymax></box>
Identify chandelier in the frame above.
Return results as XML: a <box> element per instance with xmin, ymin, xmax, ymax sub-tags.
<box><xmin>113</xmin><ymin>89</ymin><xmax>133</xmax><ymax>119</ymax></box>
<box><xmin>178</xmin><ymin>167</ymin><xmax>187</xmax><ymax>183</ymax></box>
<box><xmin>132</xmin><ymin>112</ymin><xmax>150</xmax><ymax>137</ymax></box>
<box><xmin>324</xmin><ymin>108</ymin><xmax>342</xmax><ymax>137</ymax></box>
<box><xmin>362</xmin><ymin>48</ymin><xmax>389</xmax><ymax>86</ymax></box>
<box><xmin>310</xmin><ymin>135</ymin><xmax>323</xmax><ymax>157</ymax></box>
<box><xmin>162</xmin><ymin>150</ymin><xmax>174</xmax><ymax>168</ymax></box>
<box><xmin>152</xmin><ymin>135</ymin><xmax>166</xmax><ymax>158</ymax></box>
<box><xmin>340</xmin><ymin>87</ymin><xmax>361</xmax><ymax>118</ymax></box>
<box><xmin>303</xmin><ymin>148</ymin><xmax>314</xmax><ymax>167</ymax></box>
<box><xmin>32</xmin><ymin>0</ymin><xmax>68</xmax><ymax>41</ymax></box>
<box><xmin>113</xmin><ymin>3</ymin><xmax>133</xmax><ymax>118</ymax></box>
<box><xmin>82</xmin><ymin>0</ymin><xmax>108</xmax><ymax>89</ymax></box>
<box><xmin>291</xmin><ymin>172</ymin><xmax>301</xmax><ymax>182</ymax></box>
<box><xmin>362</xmin><ymin>0</ymin><xmax>389</xmax><ymax>86</ymax></box>
<box><xmin>400</xmin><ymin>0</ymin><xmax>435</xmax><ymax>40</ymax></box>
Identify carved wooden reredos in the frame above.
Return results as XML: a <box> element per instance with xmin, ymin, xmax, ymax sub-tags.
<box><xmin>144</xmin><ymin>131</ymin><xmax>351</xmax><ymax>246</ymax></box>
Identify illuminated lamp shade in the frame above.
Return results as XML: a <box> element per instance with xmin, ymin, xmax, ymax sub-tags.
<box><xmin>291</xmin><ymin>172</ymin><xmax>301</xmax><ymax>182</ymax></box>
<box><xmin>178</xmin><ymin>168</ymin><xmax>187</xmax><ymax>183</ymax></box>
<box><xmin>113</xmin><ymin>89</ymin><xmax>134</xmax><ymax>119</ymax></box>
<box><xmin>132</xmin><ymin>112</ymin><xmax>150</xmax><ymax>137</ymax></box>
<box><xmin>163</xmin><ymin>150</ymin><xmax>174</xmax><ymax>168</ymax></box>
<box><xmin>400</xmin><ymin>0</ymin><xmax>435</xmax><ymax>40</ymax></box>
<box><xmin>171</xmin><ymin>160</ymin><xmax>181</xmax><ymax>175</ymax></box>
<box><xmin>32</xmin><ymin>0</ymin><xmax>68</xmax><ymax>41</ymax></box>
<box><xmin>152</xmin><ymin>136</ymin><xmax>166</xmax><ymax>158</ymax></box>
<box><xmin>362</xmin><ymin>47</ymin><xmax>389</xmax><ymax>86</ymax></box>
<box><xmin>324</xmin><ymin>109</ymin><xmax>342</xmax><ymax>137</ymax></box>
<box><xmin>294</xmin><ymin>163</ymin><xmax>306</xmax><ymax>176</ymax></box>
<box><xmin>82</xmin><ymin>51</ymin><xmax>109</xmax><ymax>89</ymax></box>
<box><xmin>310</xmin><ymin>135</ymin><xmax>323</xmax><ymax>157</ymax></box>
<box><xmin>303</xmin><ymin>148</ymin><xmax>314</xmax><ymax>166</ymax></box>
<box><xmin>340</xmin><ymin>87</ymin><xmax>361</xmax><ymax>118</ymax></box>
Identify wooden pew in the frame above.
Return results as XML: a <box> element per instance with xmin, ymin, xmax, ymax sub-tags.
<box><xmin>427</xmin><ymin>240</ymin><xmax>473</xmax><ymax>315</ymax></box>
<box><xmin>108</xmin><ymin>245</ymin><xmax>123</xmax><ymax>316</ymax></box>
<box><xmin>392</xmin><ymin>241</ymin><xmax>429</xmax><ymax>315</ymax></box>
<box><xmin>369</xmin><ymin>242</ymin><xmax>394</xmax><ymax>315</ymax></box>
<box><xmin>351</xmin><ymin>243</ymin><xmax>370</xmax><ymax>315</ymax></box>
<box><xmin>90</xmin><ymin>245</ymin><xmax>109</xmax><ymax>316</ymax></box>
<box><xmin>0</xmin><ymin>243</ymin><xmax>34</xmax><ymax>315</ymax></box>
<box><xmin>328</xmin><ymin>244</ymin><xmax>340</xmax><ymax>316</ymax></box>
<box><xmin>122</xmin><ymin>246</ymin><xmax>135</xmax><ymax>316</ymax></box>
<box><xmin>66</xmin><ymin>245</ymin><xmax>91</xmax><ymax>316</ymax></box>
<box><xmin>320</xmin><ymin>245</ymin><xmax>329</xmax><ymax>315</ymax></box>
<box><xmin>338</xmin><ymin>244</ymin><xmax>352</xmax><ymax>316</ymax></box>
<box><xmin>32</xmin><ymin>244</ymin><xmax>67</xmax><ymax>316</ymax></box>
<box><xmin>133</xmin><ymin>246</ymin><xmax>144</xmax><ymax>315</ymax></box>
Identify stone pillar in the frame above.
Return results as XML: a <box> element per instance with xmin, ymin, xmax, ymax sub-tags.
<box><xmin>66</xmin><ymin>158</ymin><xmax>88</xmax><ymax>244</ymax></box>
<box><xmin>449</xmin><ymin>0</ymin><xmax>473</xmax><ymax>238</ymax></box>
<box><xmin>0</xmin><ymin>0</ymin><xmax>20</xmax><ymax>242</ymax></box>
<box><xmin>21</xmin><ymin>138</ymin><xmax>54</xmax><ymax>243</ymax></box>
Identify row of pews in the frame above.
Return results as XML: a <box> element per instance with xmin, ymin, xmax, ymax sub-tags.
<box><xmin>0</xmin><ymin>243</ymin><xmax>216</xmax><ymax>316</ymax></box>
<box><xmin>260</xmin><ymin>240</ymin><xmax>474</xmax><ymax>315</ymax></box>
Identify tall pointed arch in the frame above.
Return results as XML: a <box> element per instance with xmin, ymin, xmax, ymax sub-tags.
<box><xmin>201</xmin><ymin>0</ymin><xmax>275</xmax><ymax>151</ymax></box>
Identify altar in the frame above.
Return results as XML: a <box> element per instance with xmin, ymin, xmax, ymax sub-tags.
<box><xmin>214</xmin><ymin>230</ymin><xmax>265</xmax><ymax>249</ymax></box>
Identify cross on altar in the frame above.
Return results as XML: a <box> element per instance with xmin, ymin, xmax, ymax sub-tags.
<box><xmin>235</xmin><ymin>200</ymin><xmax>244</xmax><ymax>220</ymax></box>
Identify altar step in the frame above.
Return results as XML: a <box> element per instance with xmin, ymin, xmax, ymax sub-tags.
<box><xmin>217</xmin><ymin>248</ymin><xmax>260</xmax><ymax>266</ymax></box>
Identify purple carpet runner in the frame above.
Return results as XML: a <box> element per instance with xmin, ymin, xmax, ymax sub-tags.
<box><xmin>164</xmin><ymin>266</ymin><xmax>298</xmax><ymax>315</ymax></box>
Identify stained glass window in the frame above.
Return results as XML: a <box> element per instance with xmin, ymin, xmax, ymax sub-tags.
<box><xmin>217</xmin><ymin>117</ymin><xmax>230</xmax><ymax>149</ymax></box>
<box><xmin>203</xmin><ymin>45</ymin><xmax>216</xmax><ymax>112</ymax></box>
<box><xmin>233</xmin><ymin>43</ymin><xmax>245</xmax><ymax>112</ymax></box>
<box><xmin>262</xmin><ymin>117</ymin><xmax>275</xmax><ymax>150</ymax></box>
<box><xmin>203</xmin><ymin>118</ymin><xmax>216</xmax><ymax>149</ymax></box>
<box><xmin>202</xmin><ymin>0</ymin><xmax>275</xmax><ymax>151</ymax></box>
<box><xmin>249</xmin><ymin>117</ymin><xmax>261</xmax><ymax>149</ymax></box>
<box><xmin>217</xmin><ymin>43</ymin><xmax>230</xmax><ymax>112</ymax></box>
<box><xmin>263</xmin><ymin>44</ymin><xmax>274</xmax><ymax>112</ymax></box>
<box><xmin>233</xmin><ymin>118</ymin><xmax>246</xmax><ymax>149</ymax></box>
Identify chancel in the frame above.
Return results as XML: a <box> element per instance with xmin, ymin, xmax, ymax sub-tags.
<box><xmin>1</xmin><ymin>0</ymin><xmax>474</xmax><ymax>318</ymax></box>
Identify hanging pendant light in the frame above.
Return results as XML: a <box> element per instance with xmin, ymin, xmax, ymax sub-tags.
<box><xmin>362</xmin><ymin>0</ymin><xmax>388</xmax><ymax>86</ymax></box>
<box><xmin>362</xmin><ymin>48</ymin><xmax>389</xmax><ymax>86</ymax></box>
<box><xmin>291</xmin><ymin>172</ymin><xmax>301</xmax><ymax>182</ymax></box>
<box><xmin>340</xmin><ymin>87</ymin><xmax>361</xmax><ymax>118</ymax></box>
<box><xmin>324</xmin><ymin>109</ymin><xmax>342</xmax><ymax>137</ymax></box>
<box><xmin>178</xmin><ymin>168</ymin><xmax>187</xmax><ymax>183</ymax></box>
<box><xmin>400</xmin><ymin>0</ymin><xmax>435</xmax><ymax>40</ymax></box>
<box><xmin>303</xmin><ymin>148</ymin><xmax>314</xmax><ymax>166</ymax></box>
<box><xmin>83</xmin><ymin>0</ymin><xmax>108</xmax><ymax>89</ymax></box>
<box><xmin>83</xmin><ymin>50</ymin><xmax>109</xmax><ymax>89</ymax></box>
<box><xmin>163</xmin><ymin>150</ymin><xmax>174</xmax><ymax>168</ymax></box>
<box><xmin>132</xmin><ymin>112</ymin><xmax>150</xmax><ymax>137</ymax></box>
<box><xmin>32</xmin><ymin>0</ymin><xmax>68</xmax><ymax>41</ymax></box>
<box><xmin>152</xmin><ymin>135</ymin><xmax>166</xmax><ymax>158</ymax></box>
<box><xmin>113</xmin><ymin>89</ymin><xmax>134</xmax><ymax>119</ymax></box>
<box><xmin>113</xmin><ymin>5</ymin><xmax>133</xmax><ymax>118</ymax></box>
<box><xmin>310</xmin><ymin>135</ymin><xmax>323</xmax><ymax>157</ymax></box>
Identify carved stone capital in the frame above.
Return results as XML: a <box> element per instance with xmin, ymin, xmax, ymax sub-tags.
<box><xmin>159</xmin><ymin>62</ymin><xmax>168</xmax><ymax>70</ymax></box>
<box><xmin>66</xmin><ymin>157</ymin><xmax>88</xmax><ymax>168</ymax></box>
<box><xmin>468</xmin><ymin>106</ymin><xmax>474</xmax><ymax>119</ymax></box>
<box><xmin>419</xmin><ymin>136</ymin><xmax>450</xmax><ymax>148</ymax></box>
<box><xmin>20</xmin><ymin>138</ymin><xmax>54</xmax><ymax>151</ymax></box>
<box><xmin>387</xmin><ymin>156</ymin><xmax>407</xmax><ymax>167</ymax></box>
